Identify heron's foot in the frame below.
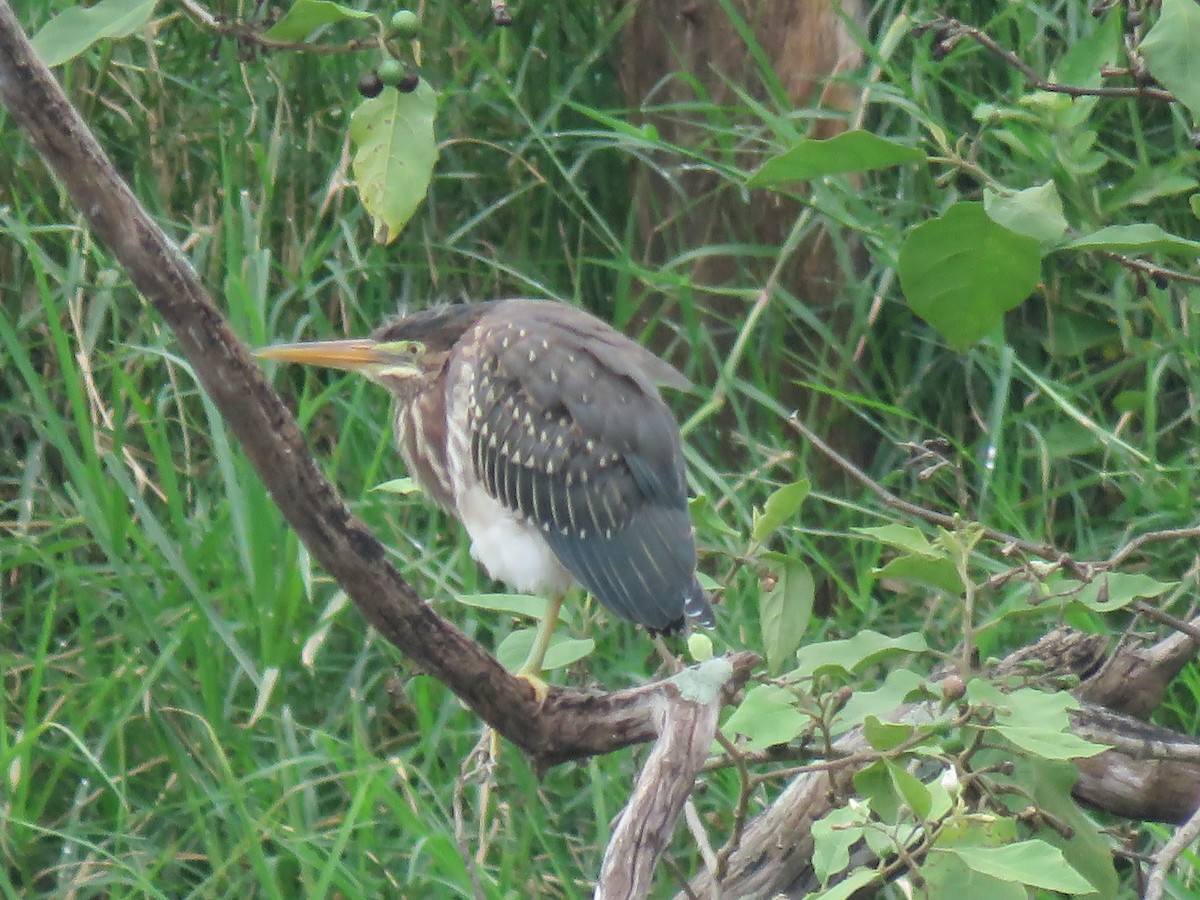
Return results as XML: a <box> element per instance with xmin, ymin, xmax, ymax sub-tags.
<box><xmin>514</xmin><ymin>669</ymin><xmax>552</xmax><ymax>708</ymax></box>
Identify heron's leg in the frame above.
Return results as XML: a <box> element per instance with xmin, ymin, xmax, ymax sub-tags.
<box><xmin>514</xmin><ymin>591</ymin><xmax>565</xmax><ymax>704</ymax></box>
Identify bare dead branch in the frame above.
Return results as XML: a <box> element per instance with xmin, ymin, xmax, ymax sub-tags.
<box><xmin>1145</xmin><ymin>799</ymin><xmax>1200</xmax><ymax>900</ymax></box>
<box><xmin>597</xmin><ymin>661</ymin><xmax>733</xmax><ymax>899</ymax></box>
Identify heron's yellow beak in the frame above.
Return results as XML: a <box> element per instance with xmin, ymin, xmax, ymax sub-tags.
<box><xmin>255</xmin><ymin>338</ymin><xmax>425</xmax><ymax>380</ymax></box>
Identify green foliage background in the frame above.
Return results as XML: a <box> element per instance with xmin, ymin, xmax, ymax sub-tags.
<box><xmin>3</xmin><ymin>0</ymin><xmax>1199</xmax><ymax>896</ymax></box>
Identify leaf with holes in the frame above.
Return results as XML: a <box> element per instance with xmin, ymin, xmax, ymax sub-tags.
<box><xmin>351</xmin><ymin>80</ymin><xmax>439</xmax><ymax>244</ymax></box>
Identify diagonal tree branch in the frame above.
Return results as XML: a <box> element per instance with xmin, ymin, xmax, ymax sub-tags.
<box><xmin>0</xmin><ymin>3</ymin><xmax>755</xmax><ymax>770</ymax></box>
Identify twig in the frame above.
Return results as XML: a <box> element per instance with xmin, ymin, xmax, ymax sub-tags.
<box><xmin>178</xmin><ymin>0</ymin><xmax>379</xmax><ymax>56</ymax></box>
<box><xmin>1098</xmin><ymin>251</ymin><xmax>1200</xmax><ymax>288</ymax></box>
<box><xmin>788</xmin><ymin>413</ymin><xmax>1200</xmax><ymax>642</ymax></box>
<box><xmin>1144</xmin><ymin>800</ymin><xmax>1200</xmax><ymax>900</ymax></box>
<box><xmin>923</xmin><ymin>16</ymin><xmax>1176</xmax><ymax>103</ymax></box>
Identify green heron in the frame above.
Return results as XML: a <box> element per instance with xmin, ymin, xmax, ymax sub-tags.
<box><xmin>258</xmin><ymin>299</ymin><xmax>714</xmax><ymax>679</ymax></box>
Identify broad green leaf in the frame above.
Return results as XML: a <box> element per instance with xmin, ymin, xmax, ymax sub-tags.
<box><xmin>853</xmin><ymin>761</ymin><xmax>899</xmax><ymax>823</ymax></box>
<box><xmin>1071</xmin><ymin>572</ymin><xmax>1177</xmax><ymax>613</ymax></box>
<box><xmin>748</xmin><ymin>131</ymin><xmax>924</xmax><ymax>186</ymax></box>
<box><xmin>862</xmin><ymin>715</ymin><xmax>914</xmax><ymax>751</ymax></box>
<box><xmin>1141</xmin><ymin>0</ymin><xmax>1200</xmax><ymax>123</ymax></box>
<box><xmin>494</xmin><ymin>630</ymin><xmax>592</xmax><ymax>672</ymax></box>
<box><xmin>350</xmin><ymin>80</ymin><xmax>439</xmax><ymax>244</ymax></box>
<box><xmin>750</xmin><ymin>478</ymin><xmax>810</xmax><ymax>545</ymax></box>
<box><xmin>455</xmin><ymin>592</ymin><xmax>579</xmax><ymax>628</ymax></box>
<box><xmin>1005</xmin><ymin>756</ymin><xmax>1119</xmax><ymax>898</ymax></box>
<box><xmin>812</xmin><ymin>805</ymin><xmax>866</xmax><ymax>886</ymax></box>
<box><xmin>898</xmin><ymin>202</ymin><xmax>1042</xmax><ymax>350</ymax></box>
<box><xmin>983</xmin><ymin>182</ymin><xmax>1068</xmax><ymax>244</ymax></box>
<box><xmin>722</xmin><ymin>684</ymin><xmax>809</xmax><ymax>750</ymax></box>
<box><xmin>946</xmin><ymin>841</ymin><xmax>1094</xmax><ymax>893</ymax></box>
<box><xmin>854</xmin><ymin>523</ymin><xmax>938</xmax><ymax>557</ymax></box>
<box><xmin>793</xmin><ymin>631</ymin><xmax>928</xmax><ymax>679</ymax></box>
<box><xmin>968</xmin><ymin>682</ymin><xmax>1108</xmax><ymax>759</ymax></box>
<box><xmin>262</xmin><ymin>0</ymin><xmax>374</xmax><ymax>42</ymax></box>
<box><xmin>994</xmin><ymin>726</ymin><xmax>1108</xmax><ymax>760</ymax></box>
<box><xmin>885</xmin><ymin>759</ymin><xmax>932</xmax><ymax>819</ymax></box>
<box><xmin>924</xmin><ymin>816</ymin><xmax>1025</xmax><ymax>899</ymax></box>
<box><xmin>31</xmin><ymin>0</ymin><xmax>157</xmax><ymax>67</ymax></box>
<box><xmin>542</xmin><ymin>638</ymin><xmax>595</xmax><ymax>670</ymax></box>
<box><xmin>875</xmin><ymin>554</ymin><xmax>965</xmax><ymax>595</ymax></box>
<box><xmin>835</xmin><ymin>668</ymin><xmax>928</xmax><ymax>733</ymax></box>
<box><xmin>1062</xmin><ymin>223</ymin><xmax>1200</xmax><ymax>256</ymax></box>
<box><xmin>758</xmin><ymin>553</ymin><xmax>814</xmax><ymax>674</ymax></box>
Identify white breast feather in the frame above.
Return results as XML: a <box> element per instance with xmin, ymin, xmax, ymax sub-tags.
<box><xmin>444</xmin><ymin>351</ymin><xmax>573</xmax><ymax>597</ymax></box>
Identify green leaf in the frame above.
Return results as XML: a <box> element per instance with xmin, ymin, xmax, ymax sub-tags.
<box><xmin>758</xmin><ymin>554</ymin><xmax>814</xmax><ymax>674</ymax></box>
<box><xmin>748</xmin><ymin>131</ymin><xmax>924</xmax><ymax>186</ymax></box>
<box><xmin>854</xmin><ymin>524</ymin><xmax>939</xmax><ymax>557</ymax></box>
<box><xmin>261</xmin><ymin>0</ymin><xmax>374</xmax><ymax>42</ymax></box>
<box><xmin>835</xmin><ymin>668</ymin><xmax>929</xmax><ymax>732</ymax></box>
<box><xmin>885</xmin><ymin>759</ymin><xmax>932</xmax><ymax>819</ymax></box>
<box><xmin>750</xmin><ymin>478</ymin><xmax>810</xmax><ymax>545</ymax></box>
<box><xmin>722</xmin><ymin>684</ymin><xmax>809</xmax><ymax>750</ymax></box>
<box><xmin>372</xmin><ymin>476</ymin><xmax>422</xmax><ymax>495</ymax></box>
<box><xmin>793</xmin><ymin>632</ymin><xmax>928</xmax><ymax>679</ymax></box>
<box><xmin>862</xmin><ymin>715</ymin><xmax>914</xmax><ymax>751</ymax></box>
<box><xmin>1061</xmin><ymin>223</ymin><xmax>1200</xmax><ymax>256</ymax></box>
<box><xmin>800</xmin><ymin>867</ymin><xmax>876</xmax><ymax>900</ymax></box>
<box><xmin>1071</xmin><ymin>572</ymin><xmax>1177</xmax><ymax>613</ymax></box>
<box><xmin>1141</xmin><ymin>0</ymin><xmax>1200</xmax><ymax>124</ymax></box>
<box><xmin>350</xmin><ymin>80</ymin><xmax>439</xmax><ymax>244</ymax></box>
<box><xmin>454</xmin><ymin>593</ymin><xmax>579</xmax><ymax>628</ymax></box>
<box><xmin>968</xmin><ymin>682</ymin><xmax>1108</xmax><ymax>759</ymax></box>
<box><xmin>1005</xmin><ymin>756</ymin><xmax>1120</xmax><ymax>898</ymax></box>
<box><xmin>689</xmin><ymin>494</ymin><xmax>740</xmax><ymax>539</ymax></box>
<box><xmin>898</xmin><ymin>202</ymin><xmax>1042</xmax><ymax>350</ymax></box>
<box><xmin>945</xmin><ymin>841</ymin><xmax>1094</xmax><ymax>893</ymax></box>
<box><xmin>875</xmin><ymin>554</ymin><xmax>965</xmax><ymax>595</ymax></box>
<box><xmin>811</xmin><ymin>805</ymin><xmax>867</xmax><ymax>886</ymax></box>
<box><xmin>31</xmin><ymin>0</ymin><xmax>158</xmax><ymax>67</ymax></box>
<box><xmin>542</xmin><ymin>638</ymin><xmax>595</xmax><ymax>670</ymax></box>
<box><xmin>924</xmin><ymin>816</ymin><xmax>1026</xmax><ymax>900</ymax></box>
<box><xmin>995</xmin><ymin>725</ymin><xmax>1108</xmax><ymax>760</ymax></box>
<box><xmin>983</xmin><ymin>182</ymin><xmax>1068</xmax><ymax>244</ymax></box>
<box><xmin>494</xmin><ymin>630</ymin><xmax>592</xmax><ymax>672</ymax></box>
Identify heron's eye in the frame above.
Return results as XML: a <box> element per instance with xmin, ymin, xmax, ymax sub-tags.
<box><xmin>376</xmin><ymin>339</ymin><xmax>426</xmax><ymax>357</ymax></box>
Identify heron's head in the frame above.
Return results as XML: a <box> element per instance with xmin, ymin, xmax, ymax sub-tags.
<box><xmin>256</xmin><ymin>303</ymin><xmax>490</xmax><ymax>390</ymax></box>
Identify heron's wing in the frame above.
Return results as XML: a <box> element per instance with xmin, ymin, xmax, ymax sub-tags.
<box><xmin>463</xmin><ymin>304</ymin><xmax>710</xmax><ymax>631</ymax></box>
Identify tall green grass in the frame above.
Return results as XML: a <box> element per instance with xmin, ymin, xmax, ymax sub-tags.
<box><xmin>3</xmin><ymin>0</ymin><xmax>1198</xmax><ymax>895</ymax></box>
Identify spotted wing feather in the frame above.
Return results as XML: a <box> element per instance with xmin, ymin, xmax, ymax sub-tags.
<box><xmin>464</xmin><ymin>304</ymin><xmax>712</xmax><ymax>631</ymax></box>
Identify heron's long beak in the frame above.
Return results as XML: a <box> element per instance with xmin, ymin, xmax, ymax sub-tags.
<box><xmin>255</xmin><ymin>339</ymin><xmax>422</xmax><ymax>380</ymax></box>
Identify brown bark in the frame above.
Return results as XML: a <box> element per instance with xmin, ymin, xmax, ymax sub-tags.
<box><xmin>597</xmin><ymin>659</ymin><xmax>732</xmax><ymax>899</ymax></box>
<box><xmin>620</xmin><ymin>0</ymin><xmax>864</xmax><ymax>342</ymax></box>
<box><xmin>0</xmin><ymin>3</ymin><xmax>756</xmax><ymax>771</ymax></box>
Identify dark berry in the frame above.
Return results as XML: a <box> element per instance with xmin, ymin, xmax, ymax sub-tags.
<box><xmin>358</xmin><ymin>71</ymin><xmax>384</xmax><ymax>98</ymax></box>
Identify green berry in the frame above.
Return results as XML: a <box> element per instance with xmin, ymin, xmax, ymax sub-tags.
<box><xmin>377</xmin><ymin>58</ymin><xmax>404</xmax><ymax>87</ymax></box>
<box><xmin>390</xmin><ymin>9</ymin><xmax>419</xmax><ymax>38</ymax></box>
